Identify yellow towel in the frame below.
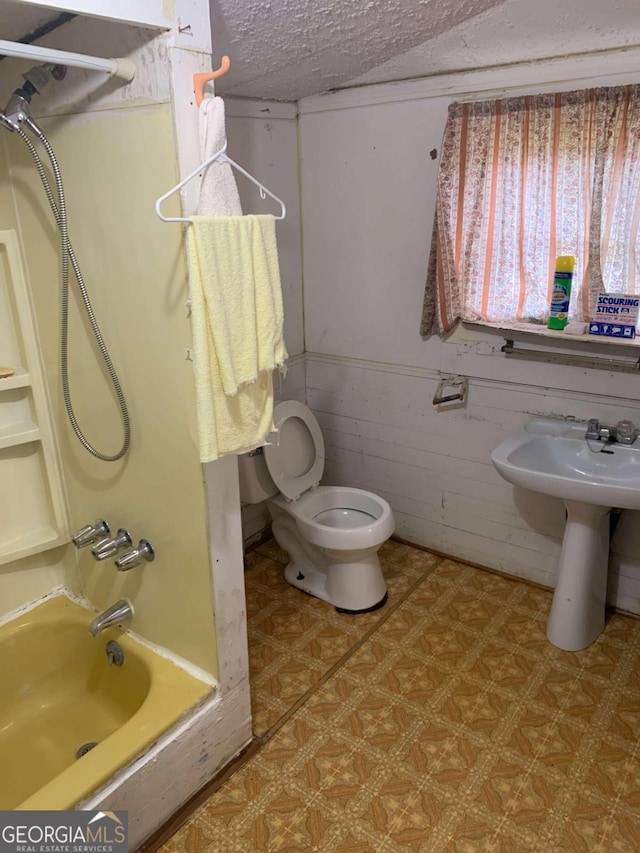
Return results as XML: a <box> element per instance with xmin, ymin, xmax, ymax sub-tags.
<box><xmin>187</xmin><ymin>214</ymin><xmax>288</xmax><ymax>462</ymax></box>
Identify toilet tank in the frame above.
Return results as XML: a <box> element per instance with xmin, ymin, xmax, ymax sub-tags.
<box><xmin>238</xmin><ymin>448</ymin><xmax>279</xmax><ymax>503</ymax></box>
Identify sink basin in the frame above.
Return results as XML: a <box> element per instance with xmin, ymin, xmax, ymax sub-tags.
<box><xmin>491</xmin><ymin>419</ymin><xmax>640</xmax><ymax>509</ymax></box>
<box><xmin>492</xmin><ymin>418</ymin><xmax>638</xmax><ymax>652</ymax></box>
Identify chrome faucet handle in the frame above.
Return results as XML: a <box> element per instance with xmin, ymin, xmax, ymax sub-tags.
<box><xmin>72</xmin><ymin>519</ymin><xmax>110</xmax><ymax>548</ymax></box>
<box><xmin>91</xmin><ymin>528</ymin><xmax>132</xmax><ymax>561</ymax></box>
<box><xmin>115</xmin><ymin>539</ymin><xmax>155</xmax><ymax>572</ymax></box>
<box><xmin>616</xmin><ymin>420</ymin><xmax>639</xmax><ymax>444</ymax></box>
<box><xmin>585</xmin><ymin>419</ymin><xmax>600</xmax><ymax>440</ymax></box>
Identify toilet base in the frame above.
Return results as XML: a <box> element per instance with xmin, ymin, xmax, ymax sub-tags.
<box><xmin>271</xmin><ymin>508</ymin><xmax>388</xmax><ymax>611</ymax></box>
<box><xmin>283</xmin><ymin>550</ymin><xmax>387</xmax><ymax>612</ymax></box>
<box><xmin>335</xmin><ymin>591</ymin><xmax>388</xmax><ymax>615</ymax></box>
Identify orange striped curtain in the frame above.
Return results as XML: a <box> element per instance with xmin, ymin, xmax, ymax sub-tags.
<box><xmin>421</xmin><ymin>85</ymin><xmax>640</xmax><ymax>335</ymax></box>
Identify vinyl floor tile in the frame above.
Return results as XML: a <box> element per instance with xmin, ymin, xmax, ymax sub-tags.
<box><xmin>246</xmin><ymin>540</ymin><xmax>440</xmax><ymax>735</ymax></box>
<box><xmin>167</xmin><ymin>544</ymin><xmax>640</xmax><ymax>853</ymax></box>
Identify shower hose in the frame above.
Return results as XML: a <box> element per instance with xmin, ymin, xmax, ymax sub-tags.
<box><xmin>17</xmin><ymin>127</ymin><xmax>130</xmax><ymax>462</ymax></box>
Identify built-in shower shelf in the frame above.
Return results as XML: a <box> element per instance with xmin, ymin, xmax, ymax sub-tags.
<box><xmin>0</xmin><ymin>369</ymin><xmax>31</xmax><ymax>391</ymax></box>
<box><xmin>0</xmin><ymin>526</ymin><xmax>65</xmax><ymax>567</ymax></box>
<box><xmin>0</xmin><ymin>422</ymin><xmax>41</xmax><ymax>450</ymax></box>
<box><xmin>0</xmin><ymin>229</ymin><xmax>69</xmax><ymax>565</ymax></box>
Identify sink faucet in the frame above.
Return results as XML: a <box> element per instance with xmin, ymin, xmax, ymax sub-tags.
<box><xmin>586</xmin><ymin>419</ymin><xmax>617</xmax><ymax>442</ymax></box>
<box><xmin>88</xmin><ymin>599</ymin><xmax>134</xmax><ymax>637</ymax></box>
<box><xmin>586</xmin><ymin>418</ymin><xmax>639</xmax><ymax>444</ymax></box>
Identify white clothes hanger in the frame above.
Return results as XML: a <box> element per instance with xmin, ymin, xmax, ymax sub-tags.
<box><xmin>155</xmin><ymin>139</ymin><xmax>287</xmax><ymax>223</ymax></box>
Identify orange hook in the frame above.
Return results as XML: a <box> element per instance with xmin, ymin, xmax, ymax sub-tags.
<box><xmin>193</xmin><ymin>56</ymin><xmax>230</xmax><ymax>107</ymax></box>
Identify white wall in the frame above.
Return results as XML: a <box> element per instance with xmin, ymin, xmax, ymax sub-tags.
<box><xmin>226</xmin><ymin>99</ymin><xmax>304</xmax><ymax>360</ymax></box>
<box><xmin>298</xmin><ymin>51</ymin><xmax>640</xmax><ymax>614</ymax></box>
<box><xmin>225</xmin><ymin>99</ymin><xmax>306</xmax><ymax>546</ymax></box>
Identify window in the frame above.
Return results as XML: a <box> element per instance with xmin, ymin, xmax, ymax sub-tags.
<box><xmin>421</xmin><ymin>85</ymin><xmax>640</xmax><ymax>335</ymax></box>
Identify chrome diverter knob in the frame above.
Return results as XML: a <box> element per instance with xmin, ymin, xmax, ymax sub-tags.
<box><xmin>115</xmin><ymin>539</ymin><xmax>155</xmax><ymax>572</ymax></box>
<box><xmin>91</xmin><ymin>528</ymin><xmax>132</xmax><ymax>561</ymax></box>
<box><xmin>72</xmin><ymin>519</ymin><xmax>110</xmax><ymax>548</ymax></box>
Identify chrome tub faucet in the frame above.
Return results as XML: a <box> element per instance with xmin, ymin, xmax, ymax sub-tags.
<box><xmin>88</xmin><ymin>599</ymin><xmax>134</xmax><ymax>637</ymax></box>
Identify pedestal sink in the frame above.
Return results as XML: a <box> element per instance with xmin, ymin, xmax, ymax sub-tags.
<box><xmin>491</xmin><ymin>419</ymin><xmax>640</xmax><ymax>651</ymax></box>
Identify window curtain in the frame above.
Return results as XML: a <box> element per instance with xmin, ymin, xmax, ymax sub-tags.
<box><xmin>421</xmin><ymin>85</ymin><xmax>640</xmax><ymax>335</ymax></box>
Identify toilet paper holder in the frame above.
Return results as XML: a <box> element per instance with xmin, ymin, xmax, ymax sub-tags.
<box><xmin>433</xmin><ymin>375</ymin><xmax>468</xmax><ymax>406</ymax></box>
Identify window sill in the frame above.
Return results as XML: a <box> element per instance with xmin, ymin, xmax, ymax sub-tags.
<box><xmin>462</xmin><ymin>321</ymin><xmax>640</xmax><ymax>372</ymax></box>
<box><xmin>464</xmin><ymin>320</ymin><xmax>640</xmax><ymax>350</ymax></box>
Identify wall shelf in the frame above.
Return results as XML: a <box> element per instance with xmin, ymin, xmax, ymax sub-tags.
<box><xmin>0</xmin><ymin>526</ymin><xmax>66</xmax><ymax>565</ymax></box>
<box><xmin>0</xmin><ymin>230</ymin><xmax>69</xmax><ymax>566</ymax></box>
<box><xmin>0</xmin><ymin>369</ymin><xmax>31</xmax><ymax>391</ymax></box>
<box><xmin>0</xmin><ymin>422</ymin><xmax>41</xmax><ymax>450</ymax></box>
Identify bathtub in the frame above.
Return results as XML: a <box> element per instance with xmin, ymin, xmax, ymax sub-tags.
<box><xmin>0</xmin><ymin>595</ymin><xmax>212</xmax><ymax>810</ymax></box>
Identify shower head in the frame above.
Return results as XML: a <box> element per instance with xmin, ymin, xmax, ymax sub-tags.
<box><xmin>0</xmin><ymin>62</ymin><xmax>65</xmax><ymax>135</ymax></box>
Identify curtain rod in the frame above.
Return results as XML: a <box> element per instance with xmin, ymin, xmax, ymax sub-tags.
<box><xmin>0</xmin><ymin>38</ymin><xmax>136</xmax><ymax>82</ymax></box>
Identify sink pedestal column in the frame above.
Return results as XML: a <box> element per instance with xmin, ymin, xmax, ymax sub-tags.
<box><xmin>547</xmin><ymin>500</ymin><xmax>610</xmax><ymax>651</ymax></box>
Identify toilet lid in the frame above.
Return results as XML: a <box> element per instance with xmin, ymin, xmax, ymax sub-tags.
<box><xmin>264</xmin><ymin>401</ymin><xmax>325</xmax><ymax>501</ymax></box>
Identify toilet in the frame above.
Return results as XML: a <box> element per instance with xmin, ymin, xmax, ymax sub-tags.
<box><xmin>239</xmin><ymin>401</ymin><xmax>395</xmax><ymax>612</ymax></box>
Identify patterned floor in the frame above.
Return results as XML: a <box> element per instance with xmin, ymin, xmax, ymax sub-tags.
<box><xmin>245</xmin><ymin>539</ymin><xmax>439</xmax><ymax>736</ymax></box>
<box><xmin>164</xmin><ymin>541</ymin><xmax>640</xmax><ymax>852</ymax></box>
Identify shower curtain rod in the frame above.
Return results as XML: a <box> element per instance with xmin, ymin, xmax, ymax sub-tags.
<box><xmin>0</xmin><ymin>39</ymin><xmax>136</xmax><ymax>82</ymax></box>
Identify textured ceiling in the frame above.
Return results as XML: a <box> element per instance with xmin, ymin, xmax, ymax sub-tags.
<box><xmin>211</xmin><ymin>0</ymin><xmax>508</xmax><ymax>101</ymax></box>
<box><xmin>213</xmin><ymin>0</ymin><xmax>640</xmax><ymax>101</ymax></box>
<box><xmin>347</xmin><ymin>0</ymin><xmax>640</xmax><ymax>88</ymax></box>
<box><xmin>3</xmin><ymin>0</ymin><xmax>639</xmax><ymax>103</ymax></box>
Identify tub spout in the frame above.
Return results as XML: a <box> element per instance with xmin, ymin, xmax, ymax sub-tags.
<box><xmin>89</xmin><ymin>599</ymin><xmax>134</xmax><ymax>637</ymax></box>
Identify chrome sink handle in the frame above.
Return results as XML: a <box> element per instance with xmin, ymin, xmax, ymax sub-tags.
<box><xmin>616</xmin><ymin>420</ymin><xmax>639</xmax><ymax>445</ymax></box>
<box><xmin>585</xmin><ymin>419</ymin><xmax>600</xmax><ymax>440</ymax></box>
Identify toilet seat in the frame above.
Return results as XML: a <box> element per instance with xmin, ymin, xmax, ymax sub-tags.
<box><xmin>264</xmin><ymin>401</ymin><xmax>325</xmax><ymax>501</ymax></box>
<box><xmin>270</xmin><ymin>486</ymin><xmax>395</xmax><ymax>551</ymax></box>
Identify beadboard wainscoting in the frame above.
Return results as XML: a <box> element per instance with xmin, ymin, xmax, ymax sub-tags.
<box><xmin>305</xmin><ymin>350</ymin><xmax>640</xmax><ymax>616</ymax></box>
